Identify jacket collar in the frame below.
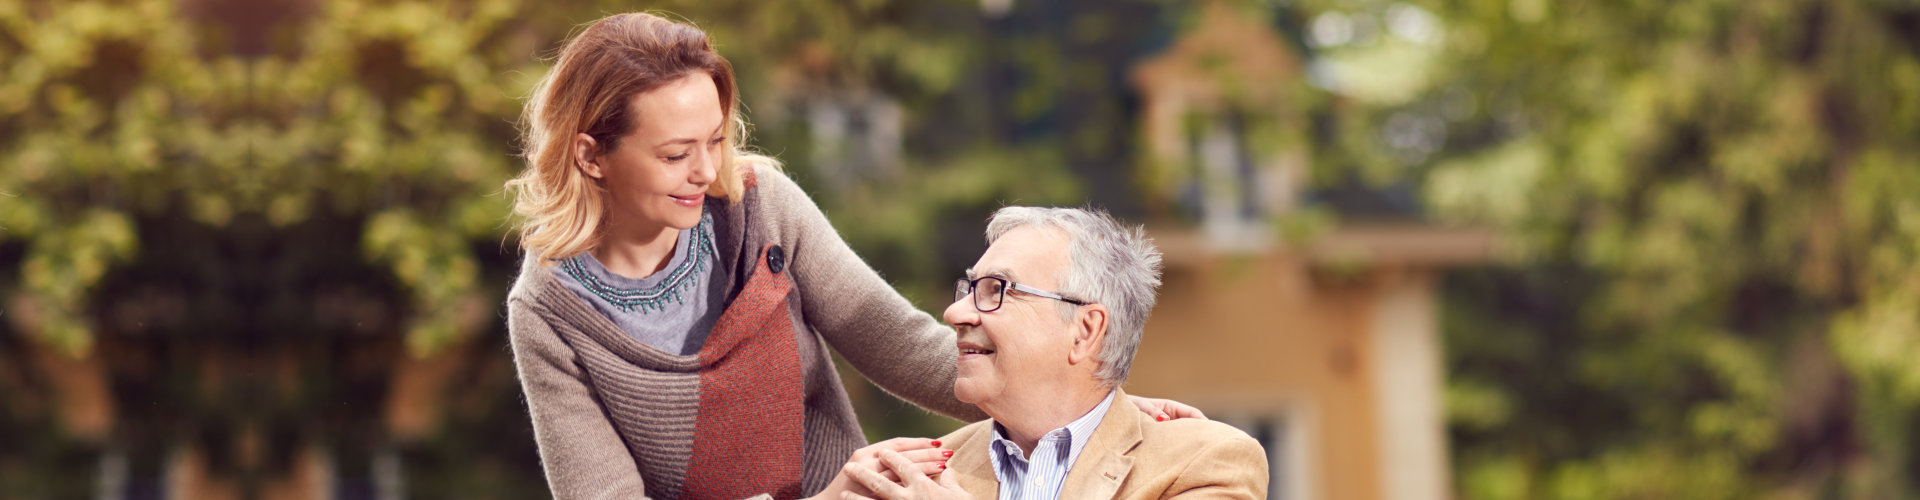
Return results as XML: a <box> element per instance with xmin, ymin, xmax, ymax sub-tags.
<box><xmin>951</xmin><ymin>428</ymin><xmax>1000</xmax><ymax>498</ymax></box>
<box><xmin>947</xmin><ymin>389</ymin><xmax>1143</xmax><ymax>499</ymax></box>
<box><xmin>1059</xmin><ymin>388</ymin><xmax>1141</xmax><ymax>498</ymax></box>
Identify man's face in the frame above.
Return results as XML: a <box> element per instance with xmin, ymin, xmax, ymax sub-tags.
<box><xmin>944</xmin><ymin>225</ymin><xmax>1079</xmax><ymax>409</ymax></box>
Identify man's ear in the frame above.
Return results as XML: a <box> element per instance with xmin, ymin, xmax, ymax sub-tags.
<box><xmin>1068</xmin><ymin>304</ymin><xmax>1108</xmax><ymax>366</ymax></box>
<box><xmin>573</xmin><ymin>133</ymin><xmax>605</xmax><ymax>179</ymax></box>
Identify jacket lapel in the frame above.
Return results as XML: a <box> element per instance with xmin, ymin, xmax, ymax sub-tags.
<box><xmin>1060</xmin><ymin>389</ymin><xmax>1142</xmax><ymax>498</ymax></box>
<box><xmin>950</xmin><ymin>425</ymin><xmax>1001</xmax><ymax>499</ymax></box>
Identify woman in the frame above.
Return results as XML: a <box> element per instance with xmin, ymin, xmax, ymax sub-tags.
<box><xmin>503</xmin><ymin>12</ymin><xmax>1199</xmax><ymax>500</ymax></box>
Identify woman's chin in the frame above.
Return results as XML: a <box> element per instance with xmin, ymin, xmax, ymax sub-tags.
<box><xmin>670</xmin><ymin>212</ymin><xmax>702</xmax><ymax>230</ymax></box>
<box><xmin>647</xmin><ymin>205</ymin><xmax>703</xmax><ymax>230</ymax></box>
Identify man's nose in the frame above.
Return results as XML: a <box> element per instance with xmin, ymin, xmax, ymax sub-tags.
<box><xmin>943</xmin><ymin>293</ymin><xmax>979</xmax><ymax>328</ymax></box>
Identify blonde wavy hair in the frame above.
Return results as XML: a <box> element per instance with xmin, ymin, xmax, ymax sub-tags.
<box><xmin>506</xmin><ymin>12</ymin><xmax>779</xmax><ymax>262</ymax></box>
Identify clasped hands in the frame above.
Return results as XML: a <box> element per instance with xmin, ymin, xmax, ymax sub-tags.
<box><xmin>803</xmin><ymin>395</ymin><xmax>1203</xmax><ymax>500</ymax></box>
<box><xmin>807</xmin><ymin>438</ymin><xmax>967</xmax><ymax>500</ymax></box>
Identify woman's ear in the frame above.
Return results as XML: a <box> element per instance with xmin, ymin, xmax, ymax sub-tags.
<box><xmin>573</xmin><ymin>133</ymin><xmax>605</xmax><ymax>179</ymax></box>
<box><xmin>1068</xmin><ymin>304</ymin><xmax>1109</xmax><ymax>366</ymax></box>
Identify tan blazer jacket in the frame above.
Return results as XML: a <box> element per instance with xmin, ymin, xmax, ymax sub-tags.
<box><xmin>936</xmin><ymin>390</ymin><xmax>1268</xmax><ymax>499</ymax></box>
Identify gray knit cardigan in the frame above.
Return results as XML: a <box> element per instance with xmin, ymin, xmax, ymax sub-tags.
<box><xmin>506</xmin><ymin>164</ymin><xmax>985</xmax><ymax>499</ymax></box>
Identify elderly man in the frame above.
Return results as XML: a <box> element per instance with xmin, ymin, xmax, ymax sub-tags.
<box><xmin>841</xmin><ymin>206</ymin><xmax>1268</xmax><ymax>500</ymax></box>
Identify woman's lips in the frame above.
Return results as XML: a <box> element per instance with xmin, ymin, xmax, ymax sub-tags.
<box><xmin>669</xmin><ymin>193</ymin><xmax>702</xmax><ymax>207</ymax></box>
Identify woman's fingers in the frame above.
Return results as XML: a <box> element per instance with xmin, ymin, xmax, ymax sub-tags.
<box><xmin>839</xmin><ymin>436</ymin><xmax>950</xmax><ymax>499</ymax></box>
<box><xmin>866</xmin><ymin>437</ymin><xmax>942</xmax><ymax>455</ymax></box>
<box><xmin>856</xmin><ymin>450</ymin><xmax>947</xmax><ymax>476</ymax></box>
<box><xmin>843</xmin><ymin>461</ymin><xmax>907</xmax><ymax>498</ymax></box>
<box><xmin>1128</xmin><ymin>394</ymin><xmax>1208</xmax><ymax>421</ymax></box>
<box><xmin>937</xmin><ymin>464</ymin><xmax>961</xmax><ymax>487</ymax></box>
<box><xmin>894</xmin><ymin>446</ymin><xmax>953</xmax><ymax>465</ymax></box>
<box><xmin>848</xmin><ymin>440</ymin><xmax>948</xmax><ymax>474</ymax></box>
<box><xmin>877</xmin><ymin>449</ymin><xmax>940</xmax><ymax>487</ymax></box>
<box><xmin>852</xmin><ymin>460</ymin><xmax>944</xmax><ymax>484</ymax></box>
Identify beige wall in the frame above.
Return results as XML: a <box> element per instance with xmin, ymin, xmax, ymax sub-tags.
<box><xmin>1129</xmin><ymin>233</ymin><xmax>1463</xmax><ymax>500</ymax></box>
<box><xmin>1128</xmin><ymin>253</ymin><xmax>1388</xmax><ymax>500</ymax></box>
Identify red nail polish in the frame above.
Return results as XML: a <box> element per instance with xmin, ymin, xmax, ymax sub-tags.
<box><xmin>1156</xmin><ymin>414</ymin><xmax>1167</xmax><ymax>421</ymax></box>
<box><xmin>940</xmin><ymin>462</ymin><xmax>947</xmax><ymax>470</ymax></box>
<box><xmin>930</xmin><ymin>440</ymin><xmax>941</xmax><ymax>447</ymax></box>
<box><xmin>942</xmin><ymin>450</ymin><xmax>953</xmax><ymax>457</ymax></box>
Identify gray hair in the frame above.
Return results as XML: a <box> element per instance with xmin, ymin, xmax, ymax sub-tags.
<box><xmin>984</xmin><ymin>206</ymin><xmax>1163</xmax><ymax>388</ymax></box>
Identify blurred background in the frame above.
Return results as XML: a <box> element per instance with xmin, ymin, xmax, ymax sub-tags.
<box><xmin>3</xmin><ymin>0</ymin><xmax>1919</xmax><ymax>498</ymax></box>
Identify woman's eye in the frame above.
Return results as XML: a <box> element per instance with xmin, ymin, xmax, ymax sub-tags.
<box><xmin>664</xmin><ymin>153</ymin><xmax>690</xmax><ymax>162</ymax></box>
<box><xmin>709</xmin><ymin>137</ymin><xmax>725</xmax><ymax>146</ymax></box>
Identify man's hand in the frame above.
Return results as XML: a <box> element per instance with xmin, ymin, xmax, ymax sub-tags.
<box><xmin>808</xmin><ymin>438</ymin><xmax>949</xmax><ymax>500</ymax></box>
<box><xmin>841</xmin><ymin>449</ymin><xmax>970</xmax><ymax>500</ymax></box>
<box><xmin>1129</xmin><ymin>394</ymin><xmax>1207</xmax><ymax>422</ymax></box>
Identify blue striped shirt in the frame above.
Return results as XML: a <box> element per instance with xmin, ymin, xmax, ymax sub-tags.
<box><xmin>986</xmin><ymin>391</ymin><xmax>1116</xmax><ymax>500</ymax></box>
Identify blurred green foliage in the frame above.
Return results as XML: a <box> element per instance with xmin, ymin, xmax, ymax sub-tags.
<box><xmin>1409</xmin><ymin>0</ymin><xmax>1920</xmax><ymax>497</ymax></box>
<box><xmin>0</xmin><ymin>0</ymin><xmax>1143</xmax><ymax>495</ymax></box>
<box><xmin>7</xmin><ymin>0</ymin><xmax>1914</xmax><ymax>497</ymax></box>
<box><xmin>0</xmin><ymin>0</ymin><xmax>528</xmax><ymax>357</ymax></box>
<box><xmin>0</xmin><ymin>0</ymin><xmax>544</xmax><ymax>495</ymax></box>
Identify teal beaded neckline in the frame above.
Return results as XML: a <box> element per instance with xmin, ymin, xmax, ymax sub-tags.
<box><xmin>561</xmin><ymin>212</ymin><xmax>715</xmax><ymax>313</ymax></box>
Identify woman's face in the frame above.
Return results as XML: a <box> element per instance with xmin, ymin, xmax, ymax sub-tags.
<box><xmin>580</xmin><ymin>72</ymin><xmax>725</xmax><ymax>234</ymax></box>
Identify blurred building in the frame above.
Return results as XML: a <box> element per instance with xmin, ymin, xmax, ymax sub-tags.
<box><xmin>1117</xmin><ymin>2</ymin><xmax>1488</xmax><ymax>500</ymax></box>
<box><xmin>1135</xmin><ymin>225</ymin><xmax>1487</xmax><ymax>500</ymax></box>
<box><xmin>785</xmin><ymin>0</ymin><xmax>1491</xmax><ymax>498</ymax></box>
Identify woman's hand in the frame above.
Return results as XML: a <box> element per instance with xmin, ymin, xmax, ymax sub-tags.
<box><xmin>1129</xmin><ymin>394</ymin><xmax>1208</xmax><ymax>421</ymax></box>
<box><xmin>840</xmin><ymin>448</ymin><xmax>970</xmax><ymax>500</ymax></box>
<box><xmin>809</xmin><ymin>438</ymin><xmax>950</xmax><ymax>500</ymax></box>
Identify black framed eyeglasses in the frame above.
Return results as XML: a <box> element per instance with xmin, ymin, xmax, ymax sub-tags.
<box><xmin>954</xmin><ymin>276</ymin><xmax>1088</xmax><ymax>313</ymax></box>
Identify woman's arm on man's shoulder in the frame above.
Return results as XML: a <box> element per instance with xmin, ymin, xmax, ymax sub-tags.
<box><xmin>750</xmin><ymin>165</ymin><xmax>987</xmax><ymax>422</ymax></box>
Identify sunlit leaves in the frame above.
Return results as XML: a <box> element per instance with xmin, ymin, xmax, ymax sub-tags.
<box><xmin>0</xmin><ymin>0</ymin><xmax>1015</xmax><ymax>359</ymax></box>
<box><xmin>0</xmin><ymin>0</ymin><xmax>220</xmax><ymax>353</ymax></box>
<box><xmin>1412</xmin><ymin>0</ymin><xmax>1920</xmax><ymax>495</ymax></box>
<box><xmin>15</xmin><ymin>211</ymin><xmax>136</xmax><ymax>356</ymax></box>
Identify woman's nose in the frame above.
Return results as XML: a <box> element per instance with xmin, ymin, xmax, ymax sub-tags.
<box><xmin>690</xmin><ymin>148</ymin><xmax>717</xmax><ymax>185</ymax></box>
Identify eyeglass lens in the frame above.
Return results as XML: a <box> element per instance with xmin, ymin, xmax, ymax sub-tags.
<box><xmin>955</xmin><ymin>277</ymin><xmax>1009</xmax><ymax>312</ymax></box>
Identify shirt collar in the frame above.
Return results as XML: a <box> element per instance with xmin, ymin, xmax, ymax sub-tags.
<box><xmin>986</xmin><ymin>390</ymin><xmax>1117</xmax><ymax>471</ymax></box>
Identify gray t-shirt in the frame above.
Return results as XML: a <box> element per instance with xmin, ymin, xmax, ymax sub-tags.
<box><xmin>552</xmin><ymin>212</ymin><xmax>725</xmax><ymax>355</ymax></box>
